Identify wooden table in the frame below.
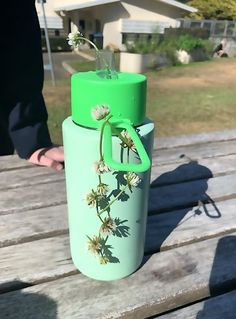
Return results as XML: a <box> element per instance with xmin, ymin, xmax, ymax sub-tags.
<box><xmin>1</xmin><ymin>129</ymin><xmax>236</xmax><ymax>319</ymax></box>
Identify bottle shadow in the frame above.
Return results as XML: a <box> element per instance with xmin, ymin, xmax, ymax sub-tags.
<box><xmin>196</xmin><ymin>235</ymin><xmax>236</xmax><ymax>318</ymax></box>
<box><xmin>145</xmin><ymin>159</ymin><xmax>221</xmax><ymax>254</ymax></box>
<box><xmin>0</xmin><ymin>281</ymin><xmax>58</xmax><ymax>319</ymax></box>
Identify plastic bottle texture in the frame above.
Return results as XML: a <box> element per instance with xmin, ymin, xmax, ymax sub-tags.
<box><xmin>62</xmin><ymin>117</ymin><xmax>154</xmax><ymax>280</ymax></box>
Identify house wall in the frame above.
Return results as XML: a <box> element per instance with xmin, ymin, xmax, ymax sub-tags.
<box><xmin>121</xmin><ymin>0</ymin><xmax>184</xmax><ymax>21</ymax></box>
<box><xmin>101</xmin><ymin>0</ymin><xmax>183</xmax><ymax>49</ymax></box>
<box><xmin>52</xmin><ymin>0</ymin><xmax>188</xmax><ymax>49</ymax></box>
<box><xmin>92</xmin><ymin>3</ymin><xmax>129</xmax><ymax>49</ymax></box>
<box><xmin>36</xmin><ymin>0</ymin><xmax>63</xmax><ymax>30</ymax></box>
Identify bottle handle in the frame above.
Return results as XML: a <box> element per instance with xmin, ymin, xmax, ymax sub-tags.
<box><xmin>102</xmin><ymin>118</ymin><xmax>151</xmax><ymax>173</ymax></box>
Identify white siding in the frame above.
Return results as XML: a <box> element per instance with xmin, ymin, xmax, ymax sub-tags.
<box><xmin>120</xmin><ymin>19</ymin><xmax>180</xmax><ymax>34</ymax></box>
<box><xmin>38</xmin><ymin>16</ymin><xmax>63</xmax><ymax>29</ymax></box>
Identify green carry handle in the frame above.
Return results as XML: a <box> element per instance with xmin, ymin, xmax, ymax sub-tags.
<box><xmin>102</xmin><ymin>118</ymin><xmax>151</xmax><ymax>173</ymax></box>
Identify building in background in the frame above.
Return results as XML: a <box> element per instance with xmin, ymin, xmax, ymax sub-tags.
<box><xmin>37</xmin><ymin>0</ymin><xmax>197</xmax><ymax>50</ymax></box>
<box><xmin>35</xmin><ymin>0</ymin><xmax>64</xmax><ymax>37</ymax></box>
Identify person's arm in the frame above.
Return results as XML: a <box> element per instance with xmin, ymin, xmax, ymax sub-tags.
<box><xmin>1</xmin><ymin>1</ymin><xmax>64</xmax><ymax>170</ymax></box>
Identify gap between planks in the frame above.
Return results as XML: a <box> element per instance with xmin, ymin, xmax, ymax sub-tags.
<box><xmin>1</xmin><ymin>232</ymin><xmax>236</xmax><ymax>318</ymax></box>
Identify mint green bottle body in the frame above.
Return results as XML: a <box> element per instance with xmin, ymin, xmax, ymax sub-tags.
<box><xmin>62</xmin><ymin>117</ymin><xmax>154</xmax><ymax>281</ymax></box>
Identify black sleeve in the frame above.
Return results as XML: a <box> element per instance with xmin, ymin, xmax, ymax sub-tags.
<box><xmin>0</xmin><ymin>1</ymin><xmax>53</xmax><ymax>159</ymax></box>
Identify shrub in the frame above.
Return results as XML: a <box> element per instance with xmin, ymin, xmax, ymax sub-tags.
<box><xmin>164</xmin><ymin>27</ymin><xmax>210</xmax><ymax>39</ymax></box>
<box><xmin>125</xmin><ymin>33</ymin><xmax>161</xmax><ymax>54</ymax></box>
<box><xmin>175</xmin><ymin>34</ymin><xmax>205</xmax><ymax>53</ymax></box>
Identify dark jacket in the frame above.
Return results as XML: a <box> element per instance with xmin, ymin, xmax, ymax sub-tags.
<box><xmin>0</xmin><ymin>1</ymin><xmax>52</xmax><ymax>158</ymax></box>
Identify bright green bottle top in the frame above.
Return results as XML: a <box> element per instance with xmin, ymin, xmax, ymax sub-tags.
<box><xmin>71</xmin><ymin>71</ymin><xmax>147</xmax><ymax>128</ymax></box>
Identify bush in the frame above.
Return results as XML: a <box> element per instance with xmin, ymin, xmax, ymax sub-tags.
<box><xmin>175</xmin><ymin>34</ymin><xmax>205</xmax><ymax>53</ymax></box>
<box><xmin>125</xmin><ymin>33</ymin><xmax>161</xmax><ymax>54</ymax></box>
<box><xmin>164</xmin><ymin>27</ymin><xmax>210</xmax><ymax>39</ymax></box>
<box><xmin>156</xmin><ymin>40</ymin><xmax>179</xmax><ymax>66</ymax></box>
<box><xmin>123</xmin><ymin>27</ymin><xmax>214</xmax><ymax>68</ymax></box>
<box><xmin>41</xmin><ymin>36</ymin><xmax>72</xmax><ymax>52</ymax></box>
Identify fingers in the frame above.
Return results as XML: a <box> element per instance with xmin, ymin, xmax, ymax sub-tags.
<box><xmin>37</xmin><ymin>154</ymin><xmax>64</xmax><ymax>171</ymax></box>
<box><xmin>28</xmin><ymin>146</ymin><xmax>64</xmax><ymax>171</ymax></box>
<box><xmin>44</xmin><ymin>146</ymin><xmax>64</xmax><ymax>162</ymax></box>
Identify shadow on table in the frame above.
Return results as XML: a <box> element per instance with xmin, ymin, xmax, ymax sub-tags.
<box><xmin>145</xmin><ymin>159</ymin><xmax>221</xmax><ymax>253</ymax></box>
<box><xmin>196</xmin><ymin>235</ymin><xmax>236</xmax><ymax>319</ymax></box>
<box><xmin>0</xmin><ymin>281</ymin><xmax>57</xmax><ymax>319</ymax></box>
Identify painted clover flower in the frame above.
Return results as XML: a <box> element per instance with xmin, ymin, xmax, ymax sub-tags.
<box><xmin>86</xmin><ymin>190</ymin><xmax>101</xmax><ymax>207</ymax></box>
<box><xmin>91</xmin><ymin>105</ymin><xmax>110</xmax><ymax>121</ymax></box>
<box><xmin>84</xmin><ymin>104</ymin><xmax>146</xmax><ymax>265</ymax></box>
<box><xmin>99</xmin><ymin>256</ymin><xmax>109</xmax><ymax>265</ymax></box>
<box><xmin>120</xmin><ymin>130</ymin><xmax>136</xmax><ymax>152</ymax></box>
<box><xmin>97</xmin><ymin>183</ymin><xmax>109</xmax><ymax>196</ymax></box>
<box><xmin>87</xmin><ymin>235</ymin><xmax>102</xmax><ymax>255</ymax></box>
<box><xmin>100</xmin><ymin>217</ymin><xmax>117</xmax><ymax>236</ymax></box>
<box><xmin>93</xmin><ymin>160</ymin><xmax>111</xmax><ymax>175</ymax></box>
<box><xmin>124</xmin><ymin>172</ymin><xmax>141</xmax><ymax>188</ymax></box>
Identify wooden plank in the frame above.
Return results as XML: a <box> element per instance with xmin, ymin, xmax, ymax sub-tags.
<box><xmin>0</xmin><ymin>204</ymin><xmax>68</xmax><ymax>248</ymax></box>
<box><xmin>145</xmin><ymin>197</ymin><xmax>236</xmax><ymax>253</ymax></box>
<box><xmin>1</xmin><ymin>171</ymin><xmax>236</xmax><ymax>217</ymax></box>
<box><xmin>1</xmin><ymin>234</ymin><xmax>236</xmax><ymax>318</ymax></box>
<box><xmin>0</xmin><ymin>166</ymin><xmax>64</xmax><ymax>190</ymax></box>
<box><xmin>151</xmin><ymin>154</ymin><xmax>236</xmax><ymax>186</ymax></box>
<box><xmin>156</xmin><ymin>290</ymin><xmax>236</xmax><ymax>319</ymax></box>
<box><xmin>152</xmin><ymin>139</ymin><xmax>236</xmax><ymax>166</ymax></box>
<box><xmin>0</xmin><ymin>235</ymin><xmax>77</xmax><ymax>293</ymax></box>
<box><xmin>0</xmin><ymin>181</ymin><xmax>67</xmax><ymax>215</ymax></box>
<box><xmin>0</xmin><ymin>155</ymin><xmax>31</xmax><ymax>171</ymax></box>
<box><xmin>1</xmin><ymin>153</ymin><xmax>235</xmax><ymax>193</ymax></box>
<box><xmin>1</xmin><ymin>195</ymin><xmax>235</xmax><ymax>257</ymax></box>
<box><xmin>154</xmin><ymin>129</ymin><xmax>236</xmax><ymax>150</ymax></box>
<box><xmin>149</xmin><ymin>172</ymin><xmax>236</xmax><ymax>213</ymax></box>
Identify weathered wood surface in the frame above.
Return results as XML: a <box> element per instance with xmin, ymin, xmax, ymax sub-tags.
<box><xmin>1</xmin><ymin>173</ymin><xmax>235</xmax><ymax>250</ymax></box>
<box><xmin>0</xmin><ymin>166</ymin><xmax>64</xmax><ymax>190</ymax></box>
<box><xmin>0</xmin><ymin>181</ymin><xmax>67</xmax><ymax>215</ymax></box>
<box><xmin>0</xmin><ymin>130</ymin><xmax>236</xmax><ymax>319</ymax></box>
<box><xmin>152</xmin><ymin>139</ymin><xmax>236</xmax><ymax>166</ymax></box>
<box><xmin>0</xmin><ymin>155</ymin><xmax>31</xmax><ymax>171</ymax></box>
<box><xmin>151</xmin><ymin>153</ymin><xmax>236</xmax><ymax>186</ymax></box>
<box><xmin>0</xmin><ymin>205</ymin><xmax>68</xmax><ymax>247</ymax></box>
<box><xmin>146</xmin><ymin>197</ymin><xmax>236</xmax><ymax>252</ymax></box>
<box><xmin>1</xmin><ymin>166</ymin><xmax>235</xmax><ymax>216</ymax></box>
<box><xmin>154</xmin><ymin>129</ymin><xmax>236</xmax><ymax>149</ymax></box>
<box><xmin>1</xmin><ymin>234</ymin><xmax>236</xmax><ymax>318</ymax></box>
<box><xmin>0</xmin><ymin>235</ymin><xmax>77</xmax><ymax>293</ymax></box>
<box><xmin>157</xmin><ymin>290</ymin><xmax>236</xmax><ymax>319</ymax></box>
<box><xmin>149</xmin><ymin>172</ymin><xmax>236</xmax><ymax>213</ymax></box>
<box><xmin>1</xmin><ymin>197</ymin><xmax>235</xmax><ymax>292</ymax></box>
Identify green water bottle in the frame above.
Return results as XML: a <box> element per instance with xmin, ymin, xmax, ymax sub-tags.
<box><xmin>62</xmin><ymin>71</ymin><xmax>154</xmax><ymax>280</ymax></box>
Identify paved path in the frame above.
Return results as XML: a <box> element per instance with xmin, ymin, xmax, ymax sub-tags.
<box><xmin>43</xmin><ymin>52</ymin><xmax>86</xmax><ymax>81</ymax></box>
<box><xmin>1</xmin><ymin>130</ymin><xmax>236</xmax><ymax>318</ymax></box>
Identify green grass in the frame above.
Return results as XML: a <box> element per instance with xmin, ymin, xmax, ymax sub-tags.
<box><xmin>43</xmin><ymin>57</ymin><xmax>236</xmax><ymax>144</ymax></box>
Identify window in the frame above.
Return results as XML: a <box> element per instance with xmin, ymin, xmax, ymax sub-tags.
<box><xmin>214</xmin><ymin>22</ymin><xmax>226</xmax><ymax>36</ymax></box>
<box><xmin>55</xmin><ymin>30</ymin><xmax>60</xmax><ymax>36</ymax></box>
<box><xmin>227</xmin><ymin>22</ymin><xmax>236</xmax><ymax>36</ymax></box>
<box><xmin>190</xmin><ymin>21</ymin><xmax>201</xmax><ymax>29</ymax></box>
<box><xmin>95</xmin><ymin>19</ymin><xmax>101</xmax><ymax>33</ymax></box>
<box><xmin>79</xmin><ymin>20</ymin><xmax>85</xmax><ymax>32</ymax></box>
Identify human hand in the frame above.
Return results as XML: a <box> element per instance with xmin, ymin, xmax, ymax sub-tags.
<box><xmin>28</xmin><ymin>146</ymin><xmax>64</xmax><ymax>171</ymax></box>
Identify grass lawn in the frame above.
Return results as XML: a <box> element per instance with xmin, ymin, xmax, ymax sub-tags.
<box><xmin>43</xmin><ymin>57</ymin><xmax>236</xmax><ymax>144</ymax></box>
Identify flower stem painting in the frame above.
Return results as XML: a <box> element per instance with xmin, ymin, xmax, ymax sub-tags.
<box><xmin>85</xmin><ymin>105</ymin><xmax>141</xmax><ymax>264</ymax></box>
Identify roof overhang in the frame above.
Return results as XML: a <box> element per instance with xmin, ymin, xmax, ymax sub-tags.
<box><xmin>54</xmin><ymin>0</ymin><xmax>120</xmax><ymax>12</ymax></box>
<box><xmin>158</xmin><ymin>0</ymin><xmax>198</xmax><ymax>13</ymax></box>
